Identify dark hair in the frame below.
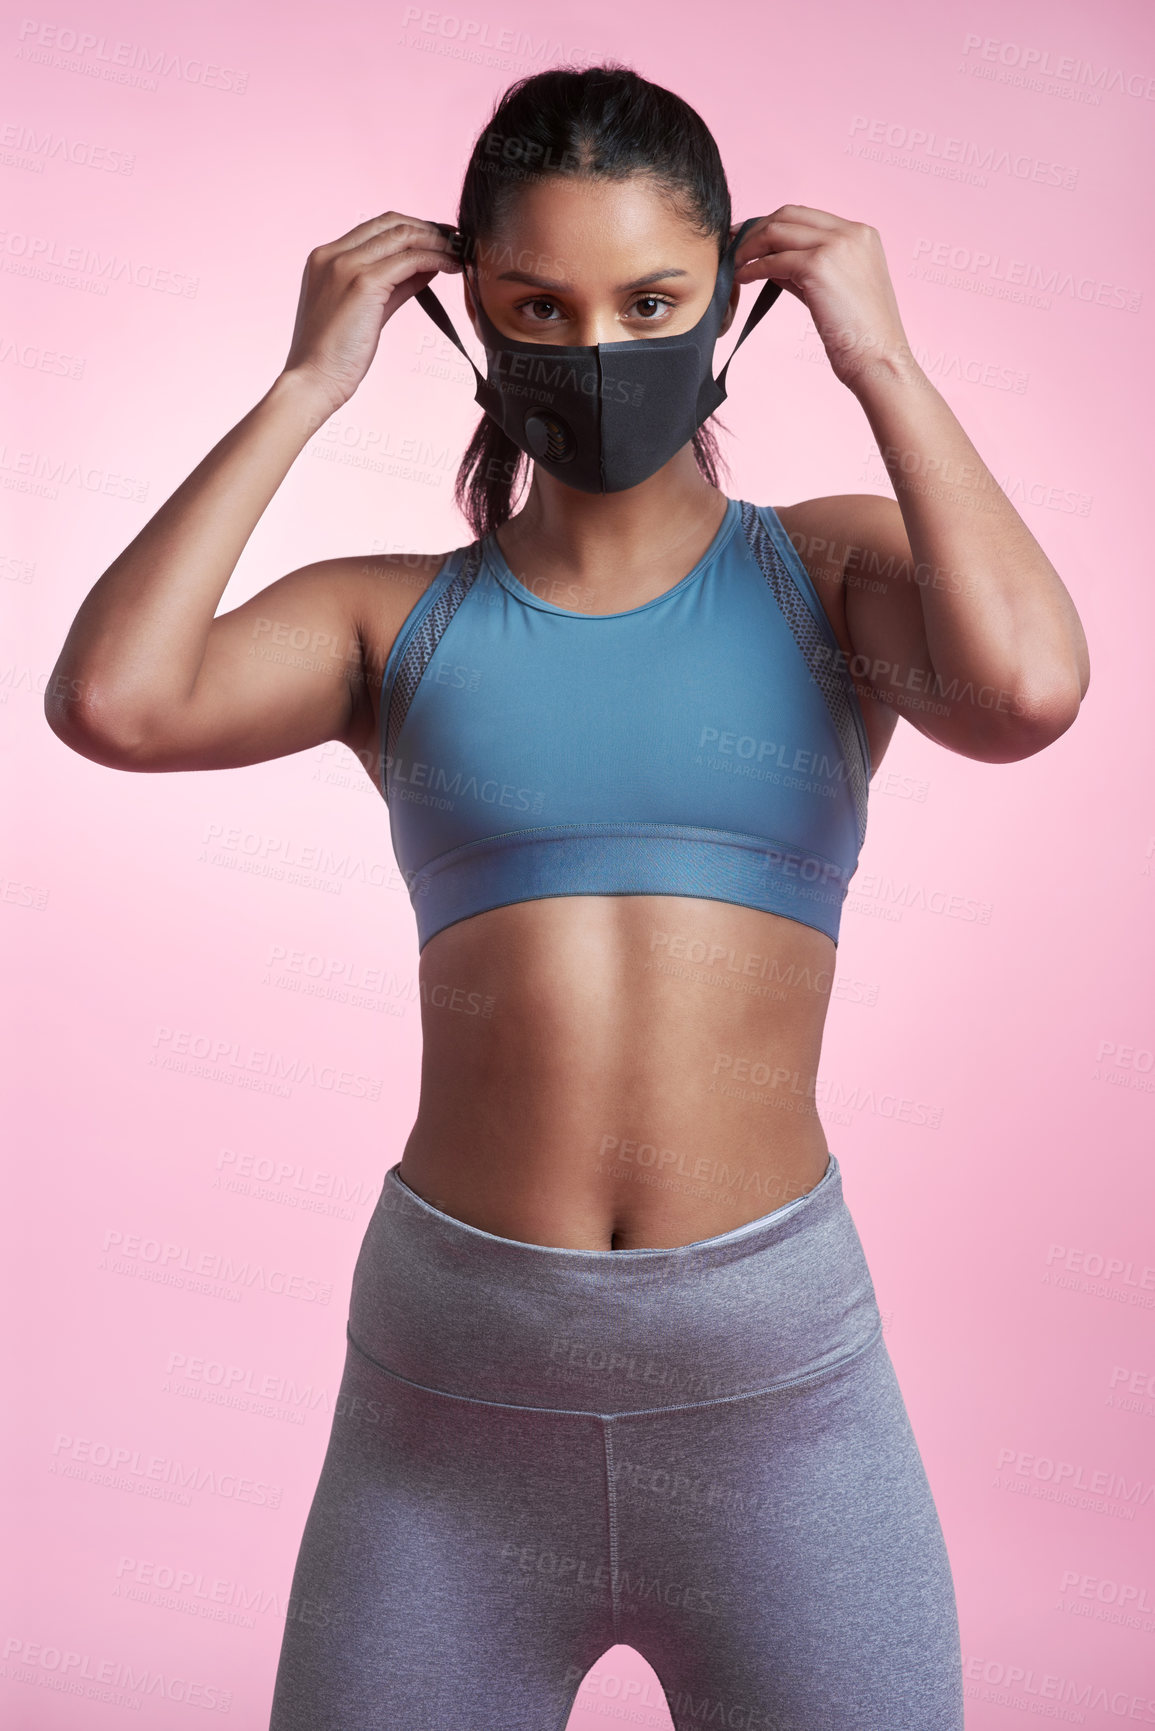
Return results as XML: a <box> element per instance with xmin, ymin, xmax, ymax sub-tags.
<box><xmin>451</xmin><ymin>62</ymin><xmax>733</xmax><ymax>541</ymax></box>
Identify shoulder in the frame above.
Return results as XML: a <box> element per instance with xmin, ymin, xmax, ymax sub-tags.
<box><xmin>339</xmin><ymin>548</ymin><xmax>458</xmax><ymax>671</ymax></box>
<box><xmin>324</xmin><ymin>548</ymin><xmax>459</xmax><ymax>760</ymax></box>
<box><xmin>769</xmin><ymin>495</ymin><xmax>909</xmax><ymax>778</ymax></box>
<box><xmin>769</xmin><ymin>494</ymin><xmax>906</xmax><ymax>642</ymax></box>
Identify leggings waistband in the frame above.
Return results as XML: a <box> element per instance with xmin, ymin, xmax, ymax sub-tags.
<box><xmin>346</xmin><ymin>1151</ymin><xmax>882</xmax><ymax>1415</ymax></box>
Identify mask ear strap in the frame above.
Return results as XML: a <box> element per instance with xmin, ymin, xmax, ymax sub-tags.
<box><xmin>715</xmin><ymin>217</ymin><xmax>783</xmax><ymax>392</ymax></box>
<box><xmin>414</xmin><ymin>279</ymin><xmax>488</xmax><ymax>392</ymax></box>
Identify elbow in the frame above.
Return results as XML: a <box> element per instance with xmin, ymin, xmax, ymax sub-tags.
<box><xmin>999</xmin><ymin>679</ymin><xmax>1086</xmax><ymax>758</ymax></box>
<box><xmin>43</xmin><ymin>676</ymin><xmax>93</xmax><ymax>754</ymax></box>
<box><xmin>1027</xmin><ymin>662</ymin><xmax>1089</xmax><ymax>733</ymax></box>
<box><xmin>43</xmin><ymin>677</ymin><xmax>155</xmax><ymax>770</ymax></box>
<box><xmin>1001</xmin><ymin>626</ymin><xmax>1091</xmax><ymax>748</ymax></box>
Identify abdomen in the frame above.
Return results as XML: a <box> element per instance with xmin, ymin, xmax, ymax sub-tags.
<box><xmin>398</xmin><ymin>892</ymin><xmax>838</xmax><ymax>1249</ymax></box>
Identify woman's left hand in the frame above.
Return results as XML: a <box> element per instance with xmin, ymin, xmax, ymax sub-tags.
<box><xmin>731</xmin><ymin>205</ymin><xmax>913</xmax><ymax>391</ymax></box>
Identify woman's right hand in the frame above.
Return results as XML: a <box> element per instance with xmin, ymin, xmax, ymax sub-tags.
<box><xmin>281</xmin><ymin>211</ymin><xmax>463</xmax><ymax>413</ymax></box>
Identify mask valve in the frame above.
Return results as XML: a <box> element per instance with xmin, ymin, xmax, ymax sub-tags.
<box><xmin>524</xmin><ymin>410</ymin><xmax>576</xmax><ymax>463</ymax></box>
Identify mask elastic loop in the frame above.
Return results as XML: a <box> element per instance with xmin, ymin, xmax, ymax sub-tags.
<box><xmin>414</xmin><ymin>280</ymin><xmax>487</xmax><ymax>389</ymax></box>
<box><xmin>715</xmin><ymin>217</ymin><xmax>783</xmax><ymax>392</ymax></box>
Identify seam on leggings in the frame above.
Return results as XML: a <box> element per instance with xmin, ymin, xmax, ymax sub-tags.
<box><xmin>602</xmin><ymin>1420</ymin><xmax>622</xmax><ymax>1643</ymax></box>
<box><xmin>344</xmin><ymin>1319</ymin><xmax>884</xmax><ymax>1418</ymax></box>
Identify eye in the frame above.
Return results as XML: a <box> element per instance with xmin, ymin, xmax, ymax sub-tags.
<box><xmin>629</xmin><ymin>294</ymin><xmax>676</xmax><ymax>323</ymax></box>
<box><xmin>516</xmin><ymin>296</ymin><xmax>565</xmax><ymax>324</ymax></box>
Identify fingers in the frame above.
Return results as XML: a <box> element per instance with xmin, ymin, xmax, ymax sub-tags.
<box><xmin>735</xmin><ymin>208</ymin><xmax>860</xmax><ymax>261</ymax></box>
<box><xmin>765</xmin><ymin>204</ymin><xmax>845</xmax><ymax>228</ymax></box>
<box><xmin>313</xmin><ymin>211</ymin><xmax>462</xmax><ymax>270</ymax></box>
<box><xmin>733</xmin><ymin>229</ymin><xmax>823</xmax><ymax>286</ymax></box>
<box><xmin>369</xmin><ymin>246</ymin><xmax>463</xmax><ymax>290</ymax></box>
<box><xmin>732</xmin><ymin>247</ymin><xmax>814</xmax><ymax>294</ymax></box>
<box><xmin>738</xmin><ymin>225</ymin><xmax>826</xmax><ymax>276</ymax></box>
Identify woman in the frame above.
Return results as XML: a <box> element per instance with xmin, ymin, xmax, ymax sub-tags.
<box><xmin>47</xmin><ymin>63</ymin><xmax>1089</xmax><ymax>1731</ymax></box>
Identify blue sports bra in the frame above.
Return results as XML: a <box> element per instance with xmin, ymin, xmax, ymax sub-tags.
<box><xmin>378</xmin><ymin>497</ymin><xmax>872</xmax><ymax>952</ymax></box>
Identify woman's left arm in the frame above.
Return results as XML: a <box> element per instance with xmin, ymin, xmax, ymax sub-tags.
<box><xmin>736</xmin><ymin>206</ymin><xmax>1091</xmax><ymax>761</ymax></box>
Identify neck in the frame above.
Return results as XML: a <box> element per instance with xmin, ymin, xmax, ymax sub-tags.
<box><xmin>500</xmin><ymin>456</ymin><xmax>727</xmax><ymax>583</ymax></box>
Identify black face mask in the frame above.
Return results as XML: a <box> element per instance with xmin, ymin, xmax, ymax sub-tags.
<box><xmin>413</xmin><ymin>216</ymin><xmax>781</xmax><ymax>494</ymax></box>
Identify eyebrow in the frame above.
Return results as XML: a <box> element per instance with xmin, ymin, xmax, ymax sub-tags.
<box><xmin>494</xmin><ymin>267</ymin><xmax>692</xmax><ymax>293</ymax></box>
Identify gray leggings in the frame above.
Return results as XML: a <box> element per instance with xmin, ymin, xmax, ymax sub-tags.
<box><xmin>268</xmin><ymin>1152</ymin><xmax>965</xmax><ymax>1730</ymax></box>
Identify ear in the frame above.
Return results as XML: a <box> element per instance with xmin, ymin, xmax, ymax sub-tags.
<box><xmin>718</xmin><ymin>277</ymin><xmax>742</xmax><ymax>339</ymax></box>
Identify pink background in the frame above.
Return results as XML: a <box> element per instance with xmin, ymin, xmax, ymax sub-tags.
<box><xmin>4</xmin><ymin>0</ymin><xmax>1153</xmax><ymax>1721</ymax></box>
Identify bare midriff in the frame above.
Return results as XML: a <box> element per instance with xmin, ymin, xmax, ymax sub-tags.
<box><xmin>396</xmin><ymin>892</ymin><xmax>837</xmax><ymax>1251</ymax></box>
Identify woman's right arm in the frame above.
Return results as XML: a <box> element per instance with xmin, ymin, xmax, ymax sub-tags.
<box><xmin>43</xmin><ymin>211</ymin><xmax>462</xmax><ymax>772</ymax></box>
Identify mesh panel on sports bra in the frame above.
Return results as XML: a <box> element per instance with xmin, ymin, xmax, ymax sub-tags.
<box><xmin>385</xmin><ymin>539</ymin><xmax>486</xmax><ymax>770</ymax></box>
<box><xmin>737</xmin><ymin>502</ymin><xmax>869</xmax><ymax>852</ymax></box>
